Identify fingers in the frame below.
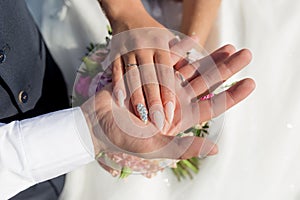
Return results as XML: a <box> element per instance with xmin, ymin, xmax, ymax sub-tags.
<box><xmin>198</xmin><ymin>78</ymin><xmax>256</xmax><ymax>122</ymax></box>
<box><xmin>120</xmin><ymin>48</ymin><xmax>176</xmax><ymax>131</ymax></box>
<box><xmin>123</xmin><ymin>52</ymin><xmax>148</xmax><ymax>123</ymax></box>
<box><xmin>175</xmin><ymin>137</ymin><xmax>218</xmax><ymax>159</ymax></box>
<box><xmin>177</xmin><ymin>44</ymin><xmax>236</xmax><ymax>82</ymax></box>
<box><xmin>112</xmin><ymin>57</ymin><xmax>126</xmax><ymax>107</ymax></box>
<box><xmin>112</xmin><ymin>33</ymin><xmax>199</xmax><ymax>131</ymax></box>
<box><xmin>188</xmin><ymin>49</ymin><xmax>252</xmax><ymax>96</ymax></box>
<box><xmin>140</xmin><ymin>134</ymin><xmax>218</xmax><ymax>159</ymax></box>
<box><xmin>97</xmin><ymin>161</ymin><xmax>120</xmax><ymax>177</ymax></box>
<box><xmin>170</xmin><ymin>35</ymin><xmax>199</xmax><ymax>65</ymax></box>
<box><xmin>154</xmin><ymin>50</ymin><xmax>176</xmax><ymax>125</ymax></box>
<box><xmin>137</xmin><ymin>50</ymin><xmax>165</xmax><ymax>131</ymax></box>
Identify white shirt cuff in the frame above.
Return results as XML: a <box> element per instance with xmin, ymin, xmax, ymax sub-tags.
<box><xmin>20</xmin><ymin>107</ymin><xmax>95</xmax><ymax>182</ymax></box>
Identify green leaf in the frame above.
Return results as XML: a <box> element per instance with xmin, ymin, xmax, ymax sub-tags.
<box><xmin>82</xmin><ymin>57</ymin><xmax>101</xmax><ymax>75</ymax></box>
<box><xmin>193</xmin><ymin>129</ymin><xmax>201</xmax><ymax>137</ymax></box>
<box><xmin>176</xmin><ymin>132</ymin><xmax>184</xmax><ymax>137</ymax></box>
<box><xmin>182</xmin><ymin>160</ymin><xmax>199</xmax><ymax>174</ymax></box>
<box><xmin>171</xmin><ymin>167</ymin><xmax>182</xmax><ymax>182</ymax></box>
<box><xmin>184</xmin><ymin>127</ymin><xmax>194</xmax><ymax>133</ymax></box>
<box><xmin>176</xmin><ymin>166</ymin><xmax>186</xmax><ymax>180</ymax></box>
<box><xmin>107</xmin><ymin>25</ymin><xmax>113</xmax><ymax>35</ymax></box>
<box><xmin>86</xmin><ymin>43</ymin><xmax>96</xmax><ymax>53</ymax></box>
<box><xmin>119</xmin><ymin>167</ymin><xmax>132</xmax><ymax>179</ymax></box>
<box><xmin>177</xmin><ymin>162</ymin><xmax>193</xmax><ymax>179</ymax></box>
<box><xmin>188</xmin><ymin>157</ymin><xmax>200</xmax><ymax>167</ymax></box>
<box><xmin>174</xmin><ymin>163</ymin><xmax>186</xmax><ymax>181</ymax></box>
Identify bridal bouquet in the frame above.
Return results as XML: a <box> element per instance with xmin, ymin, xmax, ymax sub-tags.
<box><xmin>73</xmin><ymin>28</ymin><xmax>211</xmax><ymax>181</ymax></box>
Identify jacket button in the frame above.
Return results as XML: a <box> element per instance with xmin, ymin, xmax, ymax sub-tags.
<box><xmin>18</xmin><ymin>91</ymin><xmax>29</xmax><ymax>103</ymax></box>
<box><xmin>0</xmin><ymin>50</ymin><xmax>6</xmax><ymax>64</ymax></box>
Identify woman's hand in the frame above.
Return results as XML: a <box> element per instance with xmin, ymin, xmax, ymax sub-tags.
<box><xmin>99</xmin><ymin>0</ymin><xmax>179</xmax><ymax>130</ymax></box>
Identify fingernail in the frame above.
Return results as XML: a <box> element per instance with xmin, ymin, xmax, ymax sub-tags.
<box><xmin>117</xmin><ymin>90</ymin><xmax>125</xmax><ymax>107</ymax></box>
<box><xmin>175</xmin><ymin>71</ymin><xmax>186</xmax><ymax>84</ymax></box>
<box><xmin>152</xmin><ymin>111</ymin><xmax>165</xmax><ymax>131</ymax></box>
<box><xmin>137</xmin><ymin>103</ymin><xmax>148</xmax><ymax>123</ymax></box>
<box><xmin>165</xmin><ymin>102</ymin><xmax>175</xmax><ymax>123</ymax></box>
<box><xmin>208</xmin><ymin>146</ymin><xmax>218</xmax><ymax>155</ymax></box>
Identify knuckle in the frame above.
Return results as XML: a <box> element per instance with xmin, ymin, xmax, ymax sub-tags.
<box><xmin>136</xmin><ymin>49</ymin><xmax>153</xmax><ymax>57</ymax></box>
<box><xmin>123</xmin><ymin>52</ymin><xmax>135</xmax><ymax>62</ymax></box>
<box><xmin>147</xmin><ymin>97</ymin><xmax>162</xmax><ymax>107</ymax></box>
<box><xmin>155</xmin><ymin>53</ymin><xmax>172</xmax><ymax>67</ymax></box>
<box><xmin>132</xmin><ymin>37</ymin><xmax>147</xmax><ymax>49</ymax></box>
<box><xmin>161</xmin><ymin>88</ymin><xmax>175</xmax><ymax>101</ymax></box>
<box><xmin>218</xmin><ymin>63</ymin><xmax>233</xmax><ymax>79</ymax></box>
<box><xmin>130</xmin><ymin>90</ymin><xmax>145</xmax><ymax>103</ymax></box>
<box><xmin>158</xmin><ymin>66</ymin><xmax>173</xmax><ymax>78</ymax></box>
<box><xmin>153</xmin><ymin>37</ymin><xmax>168</xmax><ymax>50</ymax></box>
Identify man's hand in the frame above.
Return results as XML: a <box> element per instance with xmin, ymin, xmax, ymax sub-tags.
<box><xmin>81</xmin><ymin>42</ymin><xmax>255</xmax><ymax>160</ymax></box>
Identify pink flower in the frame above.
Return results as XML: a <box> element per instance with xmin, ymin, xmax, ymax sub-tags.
<box><xmin>98</xmin><ymin>152</ymin><xmax>176</xmax><ymax>178</ymax></box>
<box><xmin>88</xmin><ymin>73</ymin><xmax>103</xmax><ymax>97</ymax></box>
<box><xmin>95</xmin><ymin>71</ymin><xmax>112</xmax><ymax>92</ymax></box>
<box><xmin>75</xmin><ymin>76</ymin><xmax>92</xmax><ymax>98</ymax></box>
<box><xmin>87</xmin><ymin>71</ymin><xmax>112</xmax><ymax>96</ymax></box>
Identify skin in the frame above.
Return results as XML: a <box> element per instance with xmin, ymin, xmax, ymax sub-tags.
<box><xmin>81</xmin><ymin>38</ymin><xmax>256</xmax><ymax>160</ymax></box>
<box><xmin>181</xmin><ymin>0</ymin><xmax>221</xmax><ymax>46</ymax></box>
<box><xmin>98</xmin><ymin>0</ymin><xmax>221</xmax><ymax>130</ymax></box>
<box><xmin>90</xmin><ymin>1</ymin><xmax>255</xmax><ymax>161</ymax></box>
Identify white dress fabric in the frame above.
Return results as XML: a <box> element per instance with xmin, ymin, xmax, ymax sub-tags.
<box><xmin>25</xmin><ymin>0</ymin><xmax>109</xmax><ymax>96</ymax></box>
<box><xmin>25</xmin><ymin>0</ymin><xmax>300</xmax><ymax>199</ymax></box>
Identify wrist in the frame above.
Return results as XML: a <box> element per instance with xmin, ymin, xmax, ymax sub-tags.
<box><xmin>99</xmin><ymin>0</ymin><xmax>147</xmax><ymax>30</ymax></box>
<box><xmin>80</xmin><ymin>99</ymin><xmax>105</xmax><ymax>157</ymax></box>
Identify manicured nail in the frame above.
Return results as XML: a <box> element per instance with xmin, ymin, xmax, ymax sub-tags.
<box><xmin>117</xmin><ymin>90</ymin><xmax>125</xmax><ymax>107</ymax></box>
<box><xmin>175</xmin><ymin>71</ymin><xmax>186</xmax><ymax>83</ymax></box>
<box><xmin>198</xmin><ymin>155</ymin><xmax>207</xmax><ymax>159</ymax></box>
<box><xmin>208</xmin><ymin>146</ymin><xmax>218</xmax><ymax>155</ymax></box>
<box><xmin>165</xmin><ymin>102</ymin><xmax>174</xmax><ymax>123</ymax></box>
<box><xmin>152</xmin><ymin>111</ymin><xmax>165</xmax><ymax>131</ymax></box>
<box><xmin>137</xmin><ymin>103</ymin><xmax>148</xmax><ymax>123</ymax></box>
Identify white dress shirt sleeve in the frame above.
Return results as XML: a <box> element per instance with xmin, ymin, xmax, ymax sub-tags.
<box><xmin>0</xmin><ymin>107</ymin><xmax>95</xmax><ymax>199</ymax></box>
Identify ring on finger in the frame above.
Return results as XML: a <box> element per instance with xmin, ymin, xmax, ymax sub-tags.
<box><xmin>199</xmin><ymin>93</ymin><xmax>214</xmax><ymax>101</ymax></box>
<box><xmin>126</xmin><ymin>63</ymin><xmax>138</xmax><ymax>69</ymax></box>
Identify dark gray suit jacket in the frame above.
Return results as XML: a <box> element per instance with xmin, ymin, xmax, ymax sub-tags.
<box><xmin>0</xmin><ymin>0</ymin><xmax>69</xmax><ymax>199</ymax></box>
<box><xmin>0</xmin><ymin>0</ymin><xmax>45</xmax><ymax>119</ymax></box>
